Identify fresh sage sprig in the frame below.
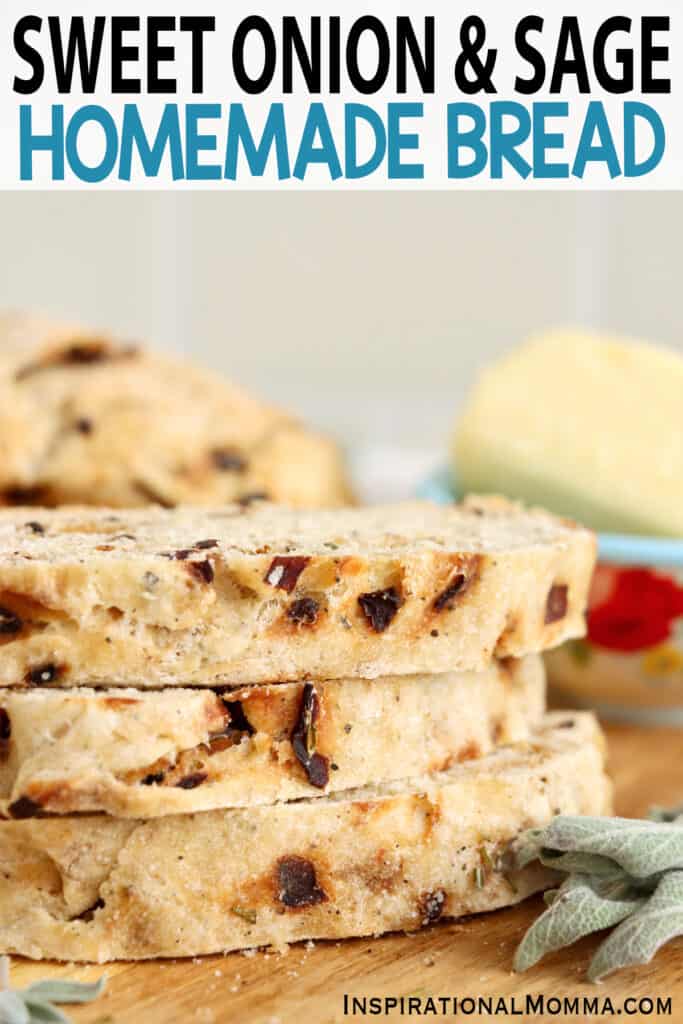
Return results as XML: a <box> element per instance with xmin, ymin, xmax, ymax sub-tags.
<box><xmin>511</xmin><ymin>808</ymin><xmax>683</xmax><ymax>981</ymax></box>
<box><xmin>0</xmin><ymin>956</ymin><xmax>106</xmax><ymax>1023</ymax></box>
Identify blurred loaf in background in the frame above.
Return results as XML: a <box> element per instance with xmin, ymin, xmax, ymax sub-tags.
<box><xmin>0</xmin><ymin>312</ymin><xmax>352</xmax><ymax>509</ymax></box>
<box><xmin>454</xmin><ymin>329</ymin><xmax>683</xmax><ymax>537</ymax></box>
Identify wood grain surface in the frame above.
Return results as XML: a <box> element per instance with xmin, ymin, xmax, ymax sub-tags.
<box><xmin>8</xmin><ymin>720</ymin><xmax>683</xmax><ymax>1024</ymax></box>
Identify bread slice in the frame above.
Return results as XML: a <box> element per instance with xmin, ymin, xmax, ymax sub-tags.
<box><xmin>0</xmin><ymin>498</ymin><xmax>595</xmax><ymax>686</ymax></box>
<box><xmin>0</xmin><ymin>311</ymin><xmax>351</xmax><ymax>509</ymax></box>
<box><xmin>0</xmin><ymin>655</ymin><xmax>544</xmax><ymax>818</ymax></box>
<box><xmin>0</xmin><ymin>712</ymin><xmax>610</xmax><ymax>962</ymax></box>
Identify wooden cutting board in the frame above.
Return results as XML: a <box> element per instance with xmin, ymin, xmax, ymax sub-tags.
<box><xmin>9</xmin><ymin>720</ymin><xmax>683</xmax><ymax>1024</ymax></box>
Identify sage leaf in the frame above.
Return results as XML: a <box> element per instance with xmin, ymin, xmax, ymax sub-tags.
<box><xmin>514</xmin><ymin>873</ymin><xmax>644</xmax><ymax>973</ymax></box>
<box><xmin>0</xmin><ymin>959</ymin><xmax>106</xmax><ymax>1024</ymax></box>
<box><xmin>588</xmin><ymin>870</ymin><xmax>683</xmax><ymax>982</ymax></box>
<box><xmin>507</xmin><ymin>828</ymin><xmax>545</xmax><ymax>870</ymax></box>
<box><xmin>22</xmin><ymin>979</ymin><xmax>106</xmax><ymax>1005</ymax></box>
<box><xmin>0</xmin><ymin>991</ymin><xmax>30</xmax><ymax>1024</ymax></box>
<box><xmin>20</xmin><ymin>1003</ymin><xmax>70</xmax><ymax>1024</ymax></box>
<box><xmin>541</xmin><ymin>816</ymin><xmax>683</xmax><ymax>878</ymax></box>
<box><xmin>543</xmin><ymin>888</ymin><xmax>560</xmax><ymax>907</ymax></box>
<box><xmin>537</xmin><ymin>849</ymin><xmax>629</xmax><ymax>879</ymax></box>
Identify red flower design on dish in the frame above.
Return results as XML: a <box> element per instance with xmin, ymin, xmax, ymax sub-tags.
<box><xmin>587</xmin><ymin>566</ymin><xmax>683</xmax><ymax>652</ymax></box>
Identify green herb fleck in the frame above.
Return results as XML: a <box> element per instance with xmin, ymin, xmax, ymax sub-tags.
<box><xmin>230</xmin><ymin>905</ymin><xmax>257</xmax><ymax>925</ymax></box>
<box><xmin>479</xmin><ymin>845</ymin><xmax>494</xmax><ymax>873</ymax></box>
<box><xmin>472</xmin><ymin>843</ymin><xmax>496</xmax><ymax>890</ymax></box>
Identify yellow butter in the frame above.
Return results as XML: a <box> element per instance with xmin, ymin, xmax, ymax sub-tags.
<box><xmin>454</xmin><ymin>329</ymin><xmax>683</xmax><ymax>537</ymax></box>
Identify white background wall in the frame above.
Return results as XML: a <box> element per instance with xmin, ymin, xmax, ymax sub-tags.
<box><xmin>1</xmin><ymin>193</ymin><xmax>680</xmax><ymax>458</ymax></box>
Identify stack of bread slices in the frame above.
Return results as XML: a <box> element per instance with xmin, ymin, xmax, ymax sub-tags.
<box><xmin>0</xmin><ymin>497</ymin><xmax>611</xmax><ymax>962</ymax></box>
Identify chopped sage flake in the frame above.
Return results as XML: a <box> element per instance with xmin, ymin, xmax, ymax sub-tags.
<box><xmin>230</xmin><ymin>905</ymin><xmax>257</xmax><ymax>925</ymax></box>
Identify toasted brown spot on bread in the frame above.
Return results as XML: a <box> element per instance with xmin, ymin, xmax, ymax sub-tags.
<box><xmin>175</xmin><ymin>772</ymin><xmax>208</xmax><ymax>790</ymax></box>
<box><xmin>418</xmin><ymin>795</ymin><xmax>443</xmax><ymax>840</ymax></box>
<box><xmin>358</xmin><ymin>587</ymin><xmax>403</xmax><ymax>632</ymax></box>
<box><xmin>545</xmin><ymin>584</ymin><xmax>568</xmax><ymax>623</ymax></box>
<box><xmin>496</xmin><ymin>614</ymin><xmax>519</xmax><ymax>650</ymax></box>
<box><xmin>431</xmin><ymin>753</ymin><xmax>456</xmax><ymax>773</ymax></box>
<box><xmin>16</xmin><ymin>340</ymin><xmax>138</xmax><ymax>380</ymax></box>
<box><xmin>0</xmin><ymin>708</ymin><xmax>10</xmax><ymax>761</ymax></box>
<box><xmin>457</xmin><ymin>740</ymin><xmax>482</xmax><ymax>762</ymax></box>
<box><xmin>291</xmin><ymin>684</ymin><xmax>329</xmax><ymax>789</ymax></box>
<box><xmin>223</xmin><ymin>685</ymin><xmax>299</xmax><ymax>739</ymax></box>
<box><xmin>498</xmin><ymin>657</ymin><xmax>516</xmax><ymax>679</ymax></box>
<box><xmin>265</xmin><ymin>556</ymin><xmax>310</xmax><ymax>593</ymax></box>
<box><xmin>351</xmin><ymin>852</ymin><xmax>403</xmax><ymax>895</ymax></box>
<box><xmin>141</xmin><ymin>771</ymin><xmax>166</xmax><ymax>786</ymax></box>
<box><xmin>0</xmin><ymin>591</ymin><xmax>69</xmax><ymax>647</ymax></box>
<box><xmin>26</xmin><ymin>663</ymin><xmax>64</xmax><ymax>686</ymax></box>
<box><xmin>276</xmin><ymin>856</ymin><xmax>327</xmax><ymax>908</ymax></box>
<box><xmin>433</xmin><ymin>556</ymin><xmax>482</xmax><ymax>612</ymax></box>
<box><xmin>211</xmin><ymin>448</ymin><xmax>247</xmax><ymax>473</ymax></box>
<box><xmin>433</xmin><ymin>573</ymin><xmax>467</xmax><ymax>610</ymax></box>
<box><xmin>186</xmin><ymin>559</ymin><xmax>215</xmax><ymax>585</ymax></box>
<box><xmin>103</xmin><ymin>696</ymin><xmax>140</xmax><ymax>710</ymax></box>
<box><xmin>206</xmin><ymin>735</ymin><xmax>234</xmax><ymax>754</ymax></box>
<box><xmin>287</xmin><ymin>597</ymin><xmax>320</xmax><ymax>627</ymax></box>
<box><xmin>223</xmin><ymin>700</ymin><xmax>256</xmax><ymax>738</ymax></box>
<box><xmin>0</xmin><ymin>606</ymin><xmax>23</xmax><ymax>636</ymax></box>
<box><xmin>12</xmin><ymin>780</ymin><xmax>79</xmax><ymax>813</ymax></box>
<box><xmin>8</xmin><ymin>795</ymin><xmax>44</xmax><ymax>819</ymax></box>
<box><xmin>337</xmin><ymin>556</ymin><xmax>365</xmax><ymax>577</ymax></box>
<box><xmin>2</xmin><ymin>486</ymin><xmax>49</xmax><ymax>506</ymax></box>
<box><xmin>207</xmin><ymin>700</ymin><xmax>255</xmax><ymax>751</ymax></box>
<box><xmin>73</xmin><ymin>898</ymin><xmax>105</xmax><ymax>922</ymax></box>
<box><xmin>348</xmin><ymin>800</ymin><xmax>386</xmax><ymax>830</ymax></box>
<box><xmin>419</xmin><ymin>889</ymin><xmax>446</xmax><ymax>924</ymax></box>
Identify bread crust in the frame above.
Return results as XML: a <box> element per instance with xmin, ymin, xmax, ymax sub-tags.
<box><xmin>0</xmin><ymin>312</ymin><xmax>351</xmax><ymax>509</ymax></box>
<box><xmin>0</xmin><ymin>656</ymin><xmax>544</xmax><ymax>817</ymax></box>
<box><xmin>0</xmin><ymin>713</ymin><xmax>610</xmax><ymax>962</ymax></box>
<box><xmin>0</xmin><ymin>499</ymin><xmax>595</xmax><ymax>686</ymax></box>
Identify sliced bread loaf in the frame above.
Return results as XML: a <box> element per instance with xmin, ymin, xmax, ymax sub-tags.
<box><xmin>0</xmin><ymin>498</ymin><xmax>595</xmax><ymax>686</ymax></box>
<box><xmin>0</xmin><ymin>712</ymin><xmax>610</xmax><ymax>961</ymax></box>
<box><xmin>0</xmin><ymin>655</ymin><xmax>544</xmax><ymax>817</ymax></box>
